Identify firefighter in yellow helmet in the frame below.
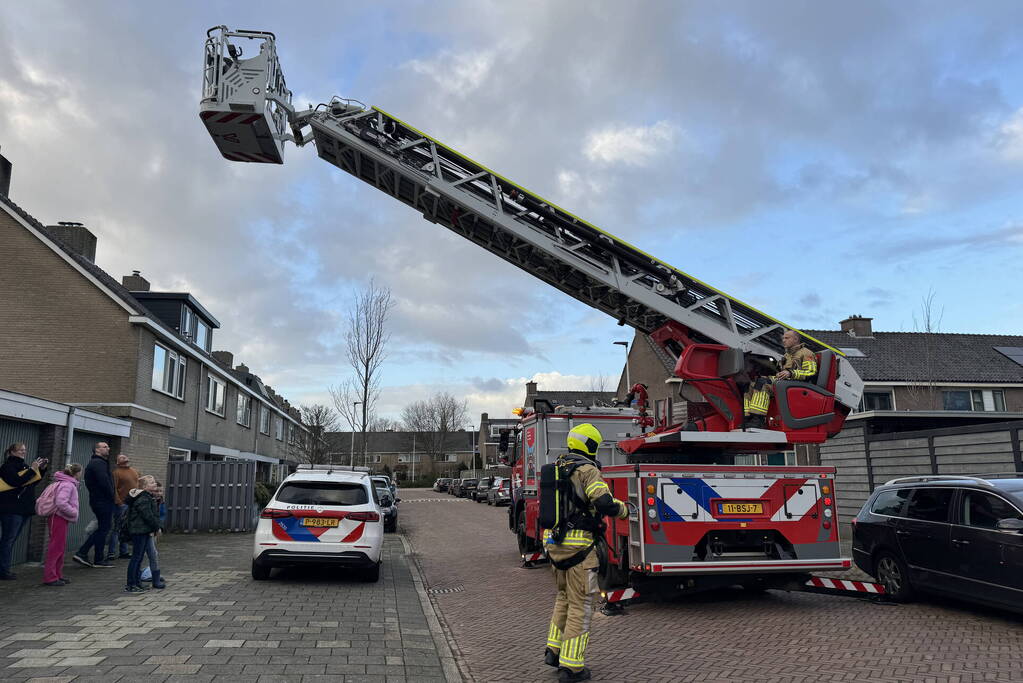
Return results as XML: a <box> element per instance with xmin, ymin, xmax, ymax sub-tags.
<box><xmin>543</xmin><ymin>423</ymin><xmax>628</xmax><ymax>682</ymax></box>
<box><xmin>744</xmin><ymin>329</ymin><xmax>818</xmax><ymax>428</ymax></box>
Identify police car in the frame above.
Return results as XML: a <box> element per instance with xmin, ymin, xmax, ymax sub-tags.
<box><xmin>252</xmin><ymin>466</ymin><xmax>383</xmax><ymax>582</ymax></box>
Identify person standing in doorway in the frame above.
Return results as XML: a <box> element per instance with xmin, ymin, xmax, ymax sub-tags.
<box><xmin>0</xmin><ymin>442</ymin><xmax>49</xmax><ymax>580</ymax></box>
<box><xmin>38</xmin><ymin>463</ymin><xmax>82</xmax><ymax>586</ymax></box>
<box><xmin>109</xmin><ymin>454</ymin><xmax>140</xmax><ymax>560</ymax></box>
<box><xmin>73</xmin><ymin>442</ymin><xmax>116</xmax><ymax>568</ymax></box>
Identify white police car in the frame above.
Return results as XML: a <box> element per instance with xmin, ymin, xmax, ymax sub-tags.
<box><xmin>252</xmin><ymin>466</ymin><xmax>383</xmax><ymax>582</ymax></box>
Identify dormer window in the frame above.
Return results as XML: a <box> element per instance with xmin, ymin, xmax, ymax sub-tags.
<box><xmin>195</xmin><ymin>320</ymin><xmax>210</xmax><ymax>351</ymax></box>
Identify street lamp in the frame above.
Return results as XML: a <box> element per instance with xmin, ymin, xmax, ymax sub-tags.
<box><xmin>350</xmin><ymin>401</ymin><xmax>362</xmax><ymax>467</ymax></box>
<box><xmin>613</xmin><ymin>341</ymin><xmax>630</xmax><ymax>393</ymax></box>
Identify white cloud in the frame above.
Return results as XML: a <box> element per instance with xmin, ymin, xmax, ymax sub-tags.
<box><xmin>406</xmin><ymin>49</ymin><xmax>497</xmax><ymax>97</ymax></box>
<box><xmin>583</xmin><ymin>121</ymin><xmax>680</xmax><ymax>166</ymax></box>
<box><xmin>997</xmin><ymin>107</ymin><xmax>1023</xmax><ymax>161</ymax></box>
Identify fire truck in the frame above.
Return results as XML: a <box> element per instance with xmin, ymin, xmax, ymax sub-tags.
<box><xmin>198</xmin><ymin>27</ymin><xmax>868</xmax><ymax>600</ymax></box>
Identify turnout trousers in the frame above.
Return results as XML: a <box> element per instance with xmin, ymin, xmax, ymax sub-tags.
<box><xmin>546</xmin><ymin>561</ymin><xmax>598</xmax><ymax>673</ymax></box>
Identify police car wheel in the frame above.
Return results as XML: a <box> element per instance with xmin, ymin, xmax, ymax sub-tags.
<box><xmin>251</xmin><ymin>561</ymin><xmax>271</xmax><ymax>581</ymax></box>
<box><xmin>361</xmin><ymin>563</ymin><xmax>381</xmax><ymax>583</ymax></box>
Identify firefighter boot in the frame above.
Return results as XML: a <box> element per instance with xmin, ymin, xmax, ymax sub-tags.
<box><xmin>558</xmin><ymin>667</ymin><xmax>592</xmax><ymax>682</ymax></box>
<box><xmin>544</xmin><ymin>648</ymin><xmax>560</xmax><ymax>667</ymax></box>
<box><xmin>745</xmin><ymin>414</ymin><xmax>766</xmax><ymax>429</ymax></box>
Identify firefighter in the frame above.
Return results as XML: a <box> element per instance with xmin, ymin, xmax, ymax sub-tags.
<box><xmin>744</xmin><ymin>329</ymin><xmax>819</xmax><ymax>427</ymax></box>
<box><xmin>543</xmin><ymin>423</ymin><xmax>628</xmax><ymax>683</ymax></box>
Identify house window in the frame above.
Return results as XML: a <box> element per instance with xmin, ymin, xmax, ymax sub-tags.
<box><xmin>195</xmin><ymin>320</ymin><xmax>211</xmax><ymax>352</ymax></box>
<box><xmin>236</xmin><ymin>394</ymin><xmax>252</xmax><ymax>427</ymax></box>
<box><xmin>152</xmin><ymin>343</ymin><xmax>186</xmax><ymax>399</ymax></box>
<box><xmin>181</xmin><ymin>307</ymin><xmax>195</xmax><ymax>338</ymax></box>
<box><xmin>860</xmin><ymin>391</ymin><xmax>893</xmax><ymax>412</ymax></box>
<box><xmin>206</xmin><ymin>373</ymin><xmax>226</xmax><ymax>416</ymax></box>
<box><xmin>654</xmin><ymin>398</ymin><xmax>673</xmax><ymax>426</ymax></box>
<box><xmin>288</xmin><ymin>424</ymin><xmax>296</xmax><ymax>445</ymax></box>
<box><xmin>259</xmin><ymin>406</ymin><xmax>271</xmax><ymax>434</ymax></box>
<box><xmin>433</xmin><ymin>454</ymin><xmax>458</xmax><ymax>463</ymax></box>
<box><xmin>398</xmin><ymin>453</ymin><xmax>422</xmax><ymax>463</ymax></box>
<box><xmin>168</xmin><ymin>447</ymin><xmax>191</xmax><ymax>462</ymax></box>
<box><xmin>275</xmin><ymin>417</ymin><xmax>283</xmax><ymax>440</ymax></box>
<box><xmin>365</xmin><ymin>454</ymin><xmax>381</xmax><ymax>464</ymax></box>
<box><xmin>943</xmin><ymin>389</ymin><xmax>1006</xmax><ymax>412</ymax></box>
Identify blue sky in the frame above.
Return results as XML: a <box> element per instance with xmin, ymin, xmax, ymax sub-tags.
<box><xmin>2</xmin><ymin>2</ymin><xmax>1022</xmax><ymax>425</ymax></box>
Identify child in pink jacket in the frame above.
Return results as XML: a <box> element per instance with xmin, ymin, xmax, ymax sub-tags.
<box><xmin>39</xmin><ymin>463</ymin><xmax>82</xmax><ymax>586</ymax></box>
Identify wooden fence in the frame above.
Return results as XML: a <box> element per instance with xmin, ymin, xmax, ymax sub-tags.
<box><xmin>166</xmin><ymin>460</ymin><xmax>256</xmax><ymax>533</ymax></box>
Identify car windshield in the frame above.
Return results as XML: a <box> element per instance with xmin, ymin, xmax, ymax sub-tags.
<box><xmin>276</xmin><ymin>481</ymin><xmax>368</xmax><ymax>506</ymax></box>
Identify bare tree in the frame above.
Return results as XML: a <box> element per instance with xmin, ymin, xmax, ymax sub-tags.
<box><xmin>905</xmin><ymin>288</ymin><xmax>944</xmax><ymax>410</ymax></box>
<box><xmin>588</xmin><ymin>373</ymin><xmax>609</xmax><ymax>393</ymax></box>
<box><xmin>400</xmin><ymin>392</ymin><xmax>469</xmax><ymax>460</ymax></box>
<box><xmin>299</xmin><ymin>404</ymin><xmax>339</xmax><ymax>465</ymax></box>
<box><xmin>368</xmin><ymin>416</ymin><xmax>402</xmax><ymax>432</ymax></box>
<box><xmin>328</xmin><ymin>280</ymin><xmax>394</xmax><ymax>463</ymax></box>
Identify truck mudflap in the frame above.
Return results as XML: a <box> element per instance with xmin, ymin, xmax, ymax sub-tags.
<box><xmin>521</xmin><ymin>551</ymin><xmax>549</xmax><ymax>568</ymax></box>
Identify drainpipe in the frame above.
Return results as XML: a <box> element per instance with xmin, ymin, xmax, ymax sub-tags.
<box><xmin>194</xmin><ymin>361</ymin><xmax>204</xmax><ymax>442</ymax></box>
<box><xmin>64</xmin><ymin>407</ymin><xmax>77</xmax><ymax>464</ymax></box>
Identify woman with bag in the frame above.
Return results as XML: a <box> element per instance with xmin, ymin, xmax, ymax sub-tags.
<box><xmin>0</xmin><ymin>442</ymin><xmax>49</xmax><ymax>580</ymax></box>
<box><xmin>37</xmin><ymin>463</ymin><xmax>82</xmax><ymax>586</ymax></box>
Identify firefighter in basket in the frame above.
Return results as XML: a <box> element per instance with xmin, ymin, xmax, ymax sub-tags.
<box><xmin>540</xmin><ymin>423</ymin><xmax>628</xmax><ymax>682</ymax></box>
<box><xmin>743</xmin><ymin>328</ymin><xmax>818</xmax><ymax>428</ymax></box>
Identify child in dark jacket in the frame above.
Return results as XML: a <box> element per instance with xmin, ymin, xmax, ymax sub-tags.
<box><xmin>124</xmin><ymin>475</ymin><xmax>161</xmax><ymax>593</ymax></box>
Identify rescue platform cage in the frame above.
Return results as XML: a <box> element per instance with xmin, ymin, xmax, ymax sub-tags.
<box><xmin>201</xmin><ymin>26</ymin><xmax>292</xmax><ymax>162</ymax></box>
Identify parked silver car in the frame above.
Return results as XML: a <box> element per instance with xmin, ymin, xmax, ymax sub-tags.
<box><xmin>487</xmin><ymin>477</ymin><xmax>510</xmax><ymax>506</ymax></box>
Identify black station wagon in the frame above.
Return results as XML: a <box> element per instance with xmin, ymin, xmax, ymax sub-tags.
<box><xmin>852</xmin><ymin>475</ymin><xmax>1023</xmax><ymax>612</ymax></box>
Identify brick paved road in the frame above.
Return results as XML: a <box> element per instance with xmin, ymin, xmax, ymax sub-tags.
<box><xmin>0</xmin><ymin>532</ymin><xmax>459</xmax><ymax>682</ymax></box>
<box><xmin>402</xmin><ymin>489</ymin><xmax>1023</xmax><ymax>683</ymax></box>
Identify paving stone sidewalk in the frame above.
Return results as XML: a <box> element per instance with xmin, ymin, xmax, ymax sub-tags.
<box><xmin>0</xmin><ymin>532</ymin><xmax>459</xmax><ymax>682</ymax></box>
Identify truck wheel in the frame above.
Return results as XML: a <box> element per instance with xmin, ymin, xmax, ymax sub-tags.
<box><xmin>516</xmin><ymin>511</ymin><xmax>536</xmax><ymax>553</ymax></box>
<box><xmin>874</xmin><ymin>551</ymin><xmax>914</xmax><ymax>602</ymax></box>
<box><xmin>597</xmin><ymin>539</ymin><xmax>628</xmax><ymax>591</ymax></box>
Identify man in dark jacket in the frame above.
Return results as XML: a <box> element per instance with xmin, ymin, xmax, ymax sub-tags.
<box><xmin>73</xmin><ymin>442</ymin><xmax>116</xmax><ymax>568</ymax></box>
<box><xmin>0</xmin><ymin>442</ymin><xmax>49</xmax><ymax>579</ymax></box>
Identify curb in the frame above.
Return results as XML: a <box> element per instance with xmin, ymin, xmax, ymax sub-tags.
<box><xmin>399</xmin><ymin>532</ymin><xmax>470</xmax><ymax>683</ymax></box>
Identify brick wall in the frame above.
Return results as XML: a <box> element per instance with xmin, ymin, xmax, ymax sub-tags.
<box><xmin>124</xmin><ymin>418</ymin><xmax>170</xmax><ymax>484</ymax></box>
<box><xmin>0</xmin><ymin>211</ymin><xmax>138</xmax><ymax>403</ymax></box>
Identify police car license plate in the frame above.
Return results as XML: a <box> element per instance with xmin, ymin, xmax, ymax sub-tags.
<box><xmin>302</xmin><ymin>517</ymin><xmax>339</xmax><ymax>528</ymax></box>
<box><xmin>720</xmin><ymin>502</ymin><xmax>763</xmax><ymax>515</ymax></box>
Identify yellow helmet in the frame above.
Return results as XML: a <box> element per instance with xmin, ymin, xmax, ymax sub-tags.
<box><xmin>566</xmin><ymin>423</ymin><xmax>602</xmax><ymax>457</ymax></box>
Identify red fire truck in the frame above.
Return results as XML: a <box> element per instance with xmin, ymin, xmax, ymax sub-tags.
<box><xmin>198</xmin><ymin>27</ymin><xmax>867</xmax><ymax>600</ymax></box>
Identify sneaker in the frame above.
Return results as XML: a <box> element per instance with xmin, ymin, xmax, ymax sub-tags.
<box><xmin>43</xmin><ymin>580</ymin><xmax>65</xmax><ymax>587</ymax></box>
<box><xmin>93</xmin><ymin>562</ymin><xmax>115</xmax><ymax>568</ymax></box>
<box><xmin>123</xmin><ymin>585</ymin><xmax>148</xmax><ymax>593</ymax></box>
<box><xmin>58</xmin><ymin>578</ymin><xmax>71</xmax><ymax>585</ymax></box>
<box><xmin>106</xmin><ymin>554</ymin><xmax>116</xmax><ymax>562</ymax></box>
<box><xmin>72</xmin><ymin>554</ymin><xmax>93</xmax><ymax>568</ymax></box>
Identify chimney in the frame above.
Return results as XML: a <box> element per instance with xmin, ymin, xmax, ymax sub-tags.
<box><xmin>212</xmin><ymin>351</ymin><xmax>234</xmax><ymax>368</ymax></box>
<box><xmin>46</xmin><ymin>221</ymin><xmax>97</xmax><ymax>263</ymax></box>
<box><xmin>236</xmin><ymin>362</ymin><xmax>250</xmax><ymax>374</ymax></box>
<box><xmin>0</xmin><ymin>146</ymin><xmax>11</xmax><ymax>197</ymax></box>
<box><xmin>526</xmin><ymin>381</ymin><xmax>537</xmax><ymax>397</ymax></box>
<box><xmin>840</xmin><ymin>315</ymin><xmax>873</xmax><ymax>338</ymax></box>
<box><xmin>121</xmin><ymin>270</ymin><xmax>150</xmax><ymax>291</ymax></box>
<box><xmin>481</xmin><ymin>412</ymin><xmax>489</xmax><ymax>424</ymax></box>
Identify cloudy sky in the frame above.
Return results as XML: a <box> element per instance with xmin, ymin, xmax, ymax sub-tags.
<box><xmin>3</xmin><ymin>2</ymin><xmax>1022</xmax><ymax>425</ymax></box>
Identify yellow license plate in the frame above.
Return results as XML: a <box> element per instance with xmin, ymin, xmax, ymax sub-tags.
<box><xmin>720</xmin><ymin>502</ymin><xmax>763</xmax><ymax>515</ymax></box>
<box><xmin>302</xmin><ymin>517</ymin><xmax>339</xmax><ymax>527</ymax></box>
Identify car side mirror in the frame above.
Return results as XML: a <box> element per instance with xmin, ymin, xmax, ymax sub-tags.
<box><xmin>995</xmin><ymin>518</ymin><xmax>1023</xmax><ymax>532</ymax></box>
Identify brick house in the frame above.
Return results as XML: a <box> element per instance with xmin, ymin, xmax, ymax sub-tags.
<box><xmin>0</xmin><ymin>192</ymin><xmax>305</xmax><ymax>484</ymax></box>
<box><xmin>323</xmin><ymin>431</ymin><xmax>476</xmax><ymax>480</ymax></box>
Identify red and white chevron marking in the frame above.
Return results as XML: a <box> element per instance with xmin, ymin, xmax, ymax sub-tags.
<box><xmin>521</xmin><ymin>552</ymin><xmax>546</xmax><ymax>564</ymax></box>
<box><xmin>806</xmin><ymin>576</ymin><xmax>885</xmax><ymax>594</ymax></box>
<box><xmin>604</xmin><ymin>587</ymin><xmax>640</xmax><ymax>604</ymax></box>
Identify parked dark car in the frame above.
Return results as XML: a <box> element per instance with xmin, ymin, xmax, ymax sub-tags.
<box><xmin>454</xmin><ymin>478</ymin><xmax>478</xmax><ymax>498</ymax></box>
<box><xmin>473</xmin><ymin>478</ymin><xmax>492</xmax><ymax>502</ymax></box>
<box><xmin>433</xmin><ymin>478</ymin><xmax>451</xmax><ymax>493</ymax></box>
<box><xmin>374</xmin><ymin>486</ymin><xmax>399</xmax><ymax>533</ymax></box>
<box><xmin>852</xmin><ymin>475</ymin><xmax>1023</xmax><ymax>612</ymax></box>
<box><xmin>487</xmin><ymin>477</ymin><xmax>511</xmax><ymax>506</ymax></box>
<box><xmin>448</xmin><ymin>478</ymin><xmax>462</xmax><ymax>495</ymax></box>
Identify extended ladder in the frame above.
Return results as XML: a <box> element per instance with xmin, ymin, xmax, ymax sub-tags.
<box><xmin>200</xmin><ymin>26</ymin><xmax>845</xmax><ymax>363</ymax></box>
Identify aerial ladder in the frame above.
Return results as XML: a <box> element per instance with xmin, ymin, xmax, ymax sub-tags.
<box><xmin>199</xmin><ymin>26</ymin><xmax>864</xmax><ymax>453</ymax></box>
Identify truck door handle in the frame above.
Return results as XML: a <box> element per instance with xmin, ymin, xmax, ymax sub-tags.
<box><xmin>895</xmin><ymin>530</ymin><xmax>910</xmax><ymax>536</ymax></box>
<box><xmin>952</xmin><ymin>539</ymin><xmax>970</xmax><ymax>546</ymax></box>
